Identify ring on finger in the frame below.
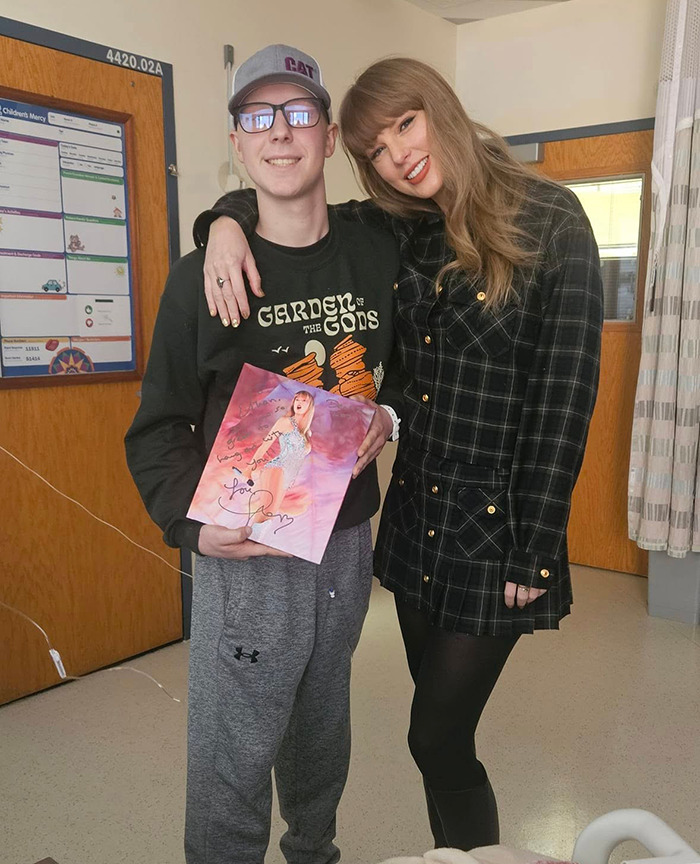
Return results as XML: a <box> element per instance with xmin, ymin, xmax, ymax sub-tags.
<box><xmin>518</xmin><ymin>585</ymin><xmax>529</xmax><ymax>593</ymax></box>
<box><xmin>216</xmin><ymin>276</ymin><xmax>228</xmax><ymax>288</ymax></box>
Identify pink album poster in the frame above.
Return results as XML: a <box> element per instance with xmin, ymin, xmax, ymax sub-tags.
<box><xmin>188</xmin><ymin>363</ymin><xmax>376</xmax><ymax>563</ymax></box>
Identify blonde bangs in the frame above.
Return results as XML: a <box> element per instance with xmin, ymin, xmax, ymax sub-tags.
<box><xmin>340</xmin><ymin>81</ymin><xmax>419</xmax><ymax>162</ymax></box>
<box><xmin>340</xmin><ymin>60</ymin><xmax>441</xmax><ymax>218</ymax></box>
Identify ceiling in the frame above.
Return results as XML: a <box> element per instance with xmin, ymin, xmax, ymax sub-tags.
<box><xmin>401</xmin><ymin>0</ymin><xmax>571</xmax><ymax>24</ymax></box>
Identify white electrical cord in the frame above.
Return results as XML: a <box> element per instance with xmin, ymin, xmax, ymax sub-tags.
<box><xmin>0</xmin><ymin>444</ymin><xmax>192</xmax><ymax>580</ymax></box>
<box><xmin>0</xmin><ymin>444</ymin><xmax>188</xmax><ymax>703</ymax></box>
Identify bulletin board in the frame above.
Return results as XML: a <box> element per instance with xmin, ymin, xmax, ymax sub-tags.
<box><xmin>0</xmin><ymin>15</ymin><xmax>180</xmax><ymax>389</ymax></box>
<box><xmin>0</xmin><ymin>96</ymin><xmax>137</xmax><ymax>378</ymax></box>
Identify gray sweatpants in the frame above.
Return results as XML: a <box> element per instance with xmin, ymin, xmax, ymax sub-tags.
<box><xmin>185</xmin><ymin>521</ymin><xmax>374</xmax><ymax>864</ymax></box>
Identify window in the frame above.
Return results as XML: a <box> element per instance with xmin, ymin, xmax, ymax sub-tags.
<box><xmin>566</xmin><ymin>177</ymin><xmax>643</xmax><ymax>322</ymax></box>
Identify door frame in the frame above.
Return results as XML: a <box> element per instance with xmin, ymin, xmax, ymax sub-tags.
<box><xmin>505</xmin><ymin>118</ymin><xmax>655</xmax><ymax>147</ymax></box>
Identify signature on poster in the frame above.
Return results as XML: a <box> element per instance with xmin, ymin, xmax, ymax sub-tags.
<box><xmin>219</xmin><ymin>476</ymin><xmax>295</xmax><ymax>534</ymax></box>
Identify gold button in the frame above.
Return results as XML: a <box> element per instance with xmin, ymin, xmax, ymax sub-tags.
<box><xmin>487</xmin><ymin>505</ymin><xmax>496</xmax><ymax>515</ymax></box>
<box><xmin>398</xmin><ymin>478</ymin><xmax>405</xmax><ymax>487</ymax></box>
<box><xmin>393</xmin><ymin>282</ymin><xmax>398</xmax><ymax>291</ymax></box>
<box><xmin>428</xmin><ymin>529</ymin><xmax>435</xmax><ymax>538</ymax></box>
<box><xmin>540</xmin><ymin>569</ymin><xmax>550</xmax><ymax>578</ymax></box>
<box><xmin>431</xmin><ymin>485</ymin><xmax>439</xmax><ymax>494</ymax></box>
<box><xmin>477</xmin><ymin>291</ymin><xmax>486</xmax><ymax>301</ymax></box>
<box><xmin>423</xmin><ymin>574</ymin><xmax>430</xmax><ymax>583</ymax></box>
<box><xmin>422</xmin><ymin>393</ymin><xmax>429</xmax><ymax>402</ymax></box>
<box><xmin>424</xmin><ymin>335</ymin><xmax>432</xmax><ymax>345</ymax></box>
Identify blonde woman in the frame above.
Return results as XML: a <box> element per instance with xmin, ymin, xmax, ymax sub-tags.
<box><xmin>193</xmin><ymin>58</ymin><xmax>603</xmax><ymax>852</ymax></box>
<box><xmin>242</xmin><ymin>390</ymin><xmax>314</xmax><ymax>524</ymax></box>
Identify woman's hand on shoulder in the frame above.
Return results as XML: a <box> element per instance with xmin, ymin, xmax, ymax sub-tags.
<box><xmin>204</xmin><ymin>217</ymin><xmax>262</xmax><ymax>327</ymax></box>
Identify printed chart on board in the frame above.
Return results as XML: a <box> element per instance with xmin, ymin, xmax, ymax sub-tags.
<box><xmin>0</xmin><ymin>97</ymin><xmax>135</xmax><ymax>380</ymax></box>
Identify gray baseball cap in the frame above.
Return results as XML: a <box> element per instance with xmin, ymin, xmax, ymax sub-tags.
<box><xmin>228</xmin><ymin>44</ymin><xmax>331</xmax><ymax>117</ymax></box>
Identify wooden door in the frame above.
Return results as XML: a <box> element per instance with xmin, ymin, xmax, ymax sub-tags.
<box><xmin>0</xmin><ymin>36</ymin><xmax>181</xmax><ymax>704</ymax></box>
<box><xmin>536</xmin><ymin>131</ymin><xmax>651</xmax><ymax>576</ymax></box>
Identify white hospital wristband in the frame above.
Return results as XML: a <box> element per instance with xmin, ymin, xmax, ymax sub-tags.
<box><xmin>379</xmin><ymin>404</ymin><xmax>401</xmax><ymax>441</ymax></box>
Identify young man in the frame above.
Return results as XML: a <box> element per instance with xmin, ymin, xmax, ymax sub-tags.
<box><xmin>125</xmin><ymin>44</ymin><xmax>401</xmax><ymax>864</ymax></box>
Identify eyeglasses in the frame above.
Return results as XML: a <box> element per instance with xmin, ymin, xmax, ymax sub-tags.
<box><xmin>234</xmin><ymin>98</ymin><xmax>325</xmax><ymax>134</ymax></box>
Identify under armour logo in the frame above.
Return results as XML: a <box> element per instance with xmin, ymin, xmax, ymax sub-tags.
<box><xmin>234</xmin><ymin>647</ymin><xmax>260</xmax><ymax>663</ymax></box>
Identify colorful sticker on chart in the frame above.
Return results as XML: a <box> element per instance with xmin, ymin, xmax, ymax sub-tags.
<box><xmin>48</xmin><ymin>346</ymin><xmax>95</xmax><ymax>374</ymax></box>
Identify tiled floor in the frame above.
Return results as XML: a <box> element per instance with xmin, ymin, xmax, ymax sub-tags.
<box><xmin>2</xmin><ymin>566</ymin><xmax>698</xmax><ymax>864</ymax></box>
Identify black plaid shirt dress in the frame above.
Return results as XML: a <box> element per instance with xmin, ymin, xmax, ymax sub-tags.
<box><xmin>197</xmin><ymin>178</ymin><xmax>603</xmax><ymax>637</ymax></box>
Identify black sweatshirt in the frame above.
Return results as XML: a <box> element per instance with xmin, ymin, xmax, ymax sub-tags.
<box><xmin>125</xmin><ymin>215</ymin><xmax>401</xmax><ymax>554</ymax></box>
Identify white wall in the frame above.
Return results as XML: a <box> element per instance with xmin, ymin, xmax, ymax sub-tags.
<box><xmin>6</xmin><ymin>0</ymin><xmax>667</xmax><ymax>252</ymax></box>
<box><xmin>2</xmin><ymin>0</ymin><xmax>455</xmax><ymax>252</ymax></box>
<box><xmin>455</xmin><ymin>0</ymin><xmax>666</xmax><ymax>137</ymax></box>
<box><xmin>1</xmin><ymin>1</ymin><xmax>454</xmax><ymax>529</ymax></box>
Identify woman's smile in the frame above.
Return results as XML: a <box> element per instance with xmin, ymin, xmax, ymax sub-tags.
<box><xmin>369</xmin><ymin>110</ymin><xmax>444</xmax><ymax>203</ymax></box>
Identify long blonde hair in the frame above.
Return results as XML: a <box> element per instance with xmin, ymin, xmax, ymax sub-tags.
<box><xmin>287</xmin><ymin>391</ymin><xmax>315</xmax><ymax>438</ymax></box>
<box><xmin>339</xmin><ymin>58</ymin><xmax>542</xmax><ymax>310</ymax></box>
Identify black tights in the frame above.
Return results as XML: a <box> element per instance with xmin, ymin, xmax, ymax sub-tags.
<box><xmin>396</xmin><ymin>598</ymin><xmax>519</xmax><ymax>792</ymax></box>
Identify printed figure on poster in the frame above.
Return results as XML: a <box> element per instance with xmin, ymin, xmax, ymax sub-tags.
<box><xmin>187</xmin><ymin>363</ymin><xmax>375</xmax><ymax>563</ymax></box>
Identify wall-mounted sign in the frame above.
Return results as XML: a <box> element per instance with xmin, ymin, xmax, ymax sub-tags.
<box><xmin>0</xmin><ymin>96</ymin><xmax>135</xmax><ymax>381</ymax></box>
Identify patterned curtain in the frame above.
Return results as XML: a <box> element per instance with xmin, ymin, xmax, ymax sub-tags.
<box><xmin>628</xmin><ymin>0</ymin><xmax>700</xmax><ymax>557</ymax></box>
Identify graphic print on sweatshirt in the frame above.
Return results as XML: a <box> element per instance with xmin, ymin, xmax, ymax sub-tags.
<box><xmin>255</xmin><ymin>291</ymin><xmax>385</xmax><ymax>400</ymax></box>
